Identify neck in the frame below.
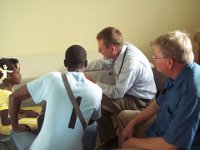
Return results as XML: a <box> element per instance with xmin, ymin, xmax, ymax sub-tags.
<box><xmin>113</xmin><ymin>45</ymin><xmax>123</xmax><ymax>60</ymax></box>
<box><xmin>170</xmin><ymin>63</ymin><xmax>187</xmax><ymax>80</ymax></box>
<box><xmin>67</xmin><ymin>68</ymin><xmax>84</xmax><ymax>72</ymax></box>
<box><xmin>0</xmin><ymin>82</ymin><xmax>13</xmax><ymax>92</ymax></box>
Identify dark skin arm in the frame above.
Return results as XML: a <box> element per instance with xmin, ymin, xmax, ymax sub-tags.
<box><xmin>0</xmin><ymin>110</ymin><xmax>11</xmax><ymax>125</ymax></box>
<box><xmin>0</xmin><ymin>109</ymin><xmax>38</xmax><ymax>125</ymax></box>
<box><xmin>18</xmin><ymin>109</ymin><xmax>39</xmax><ymax>119</ymax></box>
<box><xmin>9</xmin><ymin>85</ymin><xmax>32</xmax><ymax>132</ymax></box>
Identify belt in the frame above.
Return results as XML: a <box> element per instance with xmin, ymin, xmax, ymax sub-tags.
<box><xmin>124</xmin><ymin>94</ymin><xmax>152</xmax><ymax>103</ymax></box>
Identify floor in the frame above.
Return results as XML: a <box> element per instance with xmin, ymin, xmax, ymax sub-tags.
<box><xmin>0</xmin><ymin>140</ymin><xmax>13</xmax><ymax>150</ymax></box>
<box><xmin>0</xmin><ymin>137</ymin><xmax>118</xmax><ymax>150</ymax></box>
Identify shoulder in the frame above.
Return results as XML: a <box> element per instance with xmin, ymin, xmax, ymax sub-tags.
<box><xmin>85</xmin><ymin>80</ymin><xmax>102</xmax><ymax>96</ymax></box>
<box><xmin>28</xmin><ymin>72</ymin><xmax>61</xmax><ymax>87</ymax></box>
<box><xmin>86</xmin><ymin>79</ymin><xmax>102</xmax><ymax>92</ymax></box>
<box><xmin>185</xmin><ymin>63</ymin><xmax>200</xmax><ymax>95</ymax></box>
<box><xmin>39</xmin><ymin>72</ymin><xmax>61</xmax><ymax>81</ymax></box>
<box><xmin>0</xmin><ymin>89</ymin><xmax>11</xmax><ymax>95</ymax></box>
<box><xmin>125</xmin><ymin>42</ymin><xmax>141</xmax><ymax>53</ymax></box>
<box><xmin>0</xmin><ymin>89</ymin><xmax>12</xmax><ymax>98</ymax></box>
<box><xmin>176</xmin><ymin>63</ymin><xmax>200</xmax><ymax>98</ymax></box>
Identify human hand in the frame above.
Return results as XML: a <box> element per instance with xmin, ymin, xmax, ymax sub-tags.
<box><xmin>121</xmin><ymin>137</ymin><xmax>135</xmax><ymax>148</ymax></box>
<box><xmin>13</xmin><ymin>124</ymin><xmax>31</xmax><ymax>132</ymax></box>
<box><xmin>19</xmin><ymin>110</ymin><xmax>39</xmax><ymax>119</ymax></box>
<box><xmin>84</xmin><ymin>74</ymin><xmax>95</xmax><ymax>83</ymax></box>
<box><xmin>119</xmin><ymin>124</ymin><xmax>134</xmax><ymax>148</ymax></box>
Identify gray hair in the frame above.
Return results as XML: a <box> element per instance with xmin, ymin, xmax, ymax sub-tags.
<box><xmin>151</xmin><ymin>30</ymin><xmax>194</xmax><ymax>64</ymax></box>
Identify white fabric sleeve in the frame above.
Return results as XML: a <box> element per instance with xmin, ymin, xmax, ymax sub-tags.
<box><xmin>90</xmin><ymin>85</ymin><xmax>102</xmax><ymax>120</ymax></box>
<box><xmin>96</xmin><ymin>66</ymin><xmax>138</xmax><ymax>99</ymax></box>
<box><xmin>27</xmin><ymin>73</ymin><xmax>52</xmax><ymax>104</ymax></box>
<box><xmin>86</xmin><ymin>59</ymin><xmax>113</xmax><ymax>71</ymax></box>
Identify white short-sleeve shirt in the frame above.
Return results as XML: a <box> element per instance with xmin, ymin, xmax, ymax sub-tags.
<box><xmin>27</xmin><ymin>72</ymin><xmax>102</xmax><ymax>150</ymax></box>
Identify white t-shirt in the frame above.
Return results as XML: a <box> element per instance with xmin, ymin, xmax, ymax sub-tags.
<box><xmin>27</xmin><ymin>72</ymin><xmax>102</xmax><ymax>150</ymax></box>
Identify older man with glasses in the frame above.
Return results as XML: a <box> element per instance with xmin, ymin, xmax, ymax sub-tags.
<box><xmin>115</xmin><ymin>30</ymin><xmax>200</xmax><ymax>150</ymax></box>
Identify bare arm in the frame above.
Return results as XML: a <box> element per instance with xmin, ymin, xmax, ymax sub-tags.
<box><xmin>9</xmin><ymin>85</ymin><xmax>32</xmax><ymax>132</ymax></box>
<box><xmin>122</xmin><ymin>137</ymin><xmax>178</xmax><ymax>150</ymax></box>
<box><xmin>121</xmin><ymin>102</ymin><xmax>178</xmax><ymax>149</ymax></box>
<box><xmin>120</xmin><ymin>101</ymin><xmax>159</xmax><ymax>146</ymax></box>
<box><xmin>0</xmin><ymin>110</ymin><xmax>11</xmax><ymax>125</ymax></box>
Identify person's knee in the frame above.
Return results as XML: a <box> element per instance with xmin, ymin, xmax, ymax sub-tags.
<box><xmin>118</xmin><ymin>110</ymin><xmax>142</xmax><ymax>123</ymax></box>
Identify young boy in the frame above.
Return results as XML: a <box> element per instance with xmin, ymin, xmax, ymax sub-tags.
<box><xmin>9</xmin><ymin>45</ymin><xmax>102</xmax><ymax>150</ymax></box>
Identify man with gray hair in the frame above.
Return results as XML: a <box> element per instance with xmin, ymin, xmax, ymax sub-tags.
<box><xmin>117</xmin><ymin>31</ymin><xmax>200</xmax><ymax>149</ymax></box>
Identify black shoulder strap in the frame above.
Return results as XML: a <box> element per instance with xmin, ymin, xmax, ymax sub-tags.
<box><xmin>118</xmin><ymin>47</ymin><xmax>128</xmax><ymax>75</ymax></box>
<box><xmin>61</xmin><ymin>73</ymin><xmax>87</xmax><ymax>130</ymax></box>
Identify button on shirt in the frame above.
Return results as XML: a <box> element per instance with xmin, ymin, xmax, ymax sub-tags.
<box><xmin>147</xmin><ymin>62</ymin><xmax>200</xmax><ymax>150</ymax></box>
<box><xmin>87</xmin><ymin>42</ymin><xmax>156</xmax><ymax>99</ymax></box>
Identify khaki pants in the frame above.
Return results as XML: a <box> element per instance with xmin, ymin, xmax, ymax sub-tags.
<box><xmin>97</xmin><ymin>94</ymin><xmax>152</xmax><ymax>147</ymax></box>
<box><xmin>111</xmin><ymin>110</ymin><xmax>156</xmax><ymax>150</ymax></box>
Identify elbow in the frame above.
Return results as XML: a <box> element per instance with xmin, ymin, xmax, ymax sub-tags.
<box><xmin>161</xmin><ymin>139</ymin><xmax>179</xmax><ymax>150</ymax></box>
<box><xmin>110</xmin><ymin>89</ymin><xmax>124</xmax><ymax>99</ymax></box>
<box><xmin>1</xmin><ymin>120</ymin><xmax>11</xmax><ymax>126</ymax></box>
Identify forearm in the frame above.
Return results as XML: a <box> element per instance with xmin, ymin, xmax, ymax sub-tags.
<box><xmin>123</xmin><ymin>137</ymin><xmax>178</xmax><ymax>150</ymax></box>
<box><xmin>9</xmin><ymin>94</ymin><xmax>21</xmax><ymax>130</ymax></box>
<box><xmin>128</xmin><ymin>102</ymin><xmax>158</xmax><ymax>128</ymax></box>
<box><xmin>86</xmin><ymin>59</ymin><xmax>112</xmax><ymax>71</ymax></box>
<box><xmin>98</xmin><ymin>68</ymin><xmax>140</xmax><ymax>99</ymax></box>
<box><xmin>0</xmin><ymin>110</ymin><xmax>11</xmax><ymax>125</ymax></box>
<box><xmin>96</xmin><ymin>82</ymin><xmax>121</xmax><ymax>99</ymax></box>
<box><xmin>9</xmin><ymin>85</ymin><xmax>31</xmax><ymax>130</ymax></box>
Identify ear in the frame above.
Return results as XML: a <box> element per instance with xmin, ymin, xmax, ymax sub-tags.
<box><xmin>110</xmin><ymin>44</ymin><xmax>116</xmax><ymax>52</ymax></box>
<box><xmin>111</xmin><ymin>45</ymin><xmax>120</xmax><ymax>56</ymax></box>
<box><xmin>167</xmin><ymin>58</ymin><xmax>174</xmax><ymax>70</ymax></box>
<box><xmin>64</xmin><ymin>59</ymin><xmax>67</xmax><ymax>67</ymax></box>
<box><xmin>85</xmin><ymin>60</ymin><xmax>88</xmax><ymax>68</ymax></box>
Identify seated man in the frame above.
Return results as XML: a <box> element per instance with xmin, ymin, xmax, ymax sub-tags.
<box><xmin>9</xmin><ymin>45</ymin><xmax>102</xmax><ymax>150</ymax></box>
<box><xmin>117</xmin><ymin>31</ymin><xmax>200</xmax><ymax>149</ymax></box>
<box><xmin>86</xmin><ymin>27</ymin><xmax>157</xmax><ymax>145</ymax></box>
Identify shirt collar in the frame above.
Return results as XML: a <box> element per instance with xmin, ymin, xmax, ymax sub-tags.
<box><xmin>115</xmin><ymin>44</ymin><xmax>127</xmax><ymax>64</ymax></box>
<box><xmin>112</xmin><ymin>44</ymin><xmax>127</xmax><ymax>75</ymax></box>
<box><xmin>164</xmin><ymin>62</ymin><xmax>194</xmax><ymax>89</ymax></box>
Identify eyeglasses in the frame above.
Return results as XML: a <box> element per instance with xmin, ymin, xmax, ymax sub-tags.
<box><xmin>152</xmin><ymin>55</ymin><xmax>168</xmax><ymax>61</ymax></box>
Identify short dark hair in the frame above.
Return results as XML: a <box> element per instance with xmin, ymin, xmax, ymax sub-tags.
<box><xmin>96</xmin><ymin>27</ymin><xmax>124</xmax><ymax>48</ymax></box>
<box><xmin>0</xmin><ymin>57</ymin><xmax>19</xmax><ymax>80</ymax></box>
<box><xmin>64</xmin><ymin>45</ymin><xmax>87</xmax><ymax>69</ymax></box>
